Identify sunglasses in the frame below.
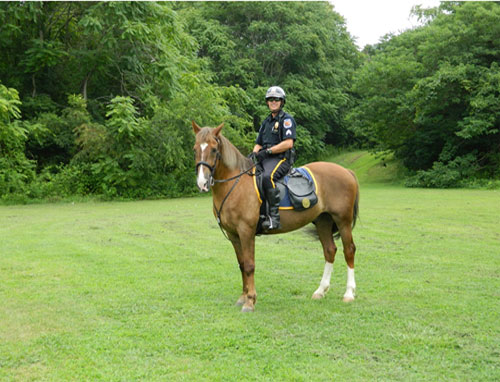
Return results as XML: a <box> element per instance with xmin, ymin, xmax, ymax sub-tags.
<box><xmin>267</xmin><ymin>97</ymin><xmax>282</xmax><ymax>102</ymax></box>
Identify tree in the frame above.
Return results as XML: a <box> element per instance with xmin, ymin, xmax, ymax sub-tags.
<box><xmin>0</xmin><ymin>2</ymin><xmax>246</xmax><ymax>199</ymax></box>
<box><xmin>177</xmin><ymin>2</ymin><xmax>360</xmax><ymax>160</ymax></box>
<box><xmin>0</xmin><ymin>83</ymin><xmax>35</xmax><ymax>195</ymax></box>
<box><xmin>348</xmin><ymin>2</ymin><xmax>500</xmax><ymax>185</ymax></box>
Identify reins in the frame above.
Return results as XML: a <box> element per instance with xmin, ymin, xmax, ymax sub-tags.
<box><xmin>213</xmin><ymin>163</ymin><xmax>257</xmax><ymax>184</ymax></box>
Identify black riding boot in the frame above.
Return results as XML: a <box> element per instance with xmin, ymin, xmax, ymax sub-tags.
<box><xmin>262</xmin><ymin>187</ymin><xmax>281</xmax><ymax>231</ymax></box>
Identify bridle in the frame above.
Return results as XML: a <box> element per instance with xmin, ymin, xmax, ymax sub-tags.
<box><xmin>195</xmin><ymin>156</ymin><xmax>220</xmax><ymax>187</ymax></box>
<box><xmin>195</xmin><ymin>137</ymin><xmax>257</xmax><ymax>185</ymax></box>
<box><xmin>194</xmin><ymin>136</ymin><xmax>221</xmax><ymax>187</ymax></box>
<box><xmin>195</xmin><ymin>137</ymin><xmax>257</xmax><ymax>240</ymax></box>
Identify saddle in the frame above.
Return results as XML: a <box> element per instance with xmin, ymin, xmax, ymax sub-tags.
<box><xmin>254</xmin><ymin>166</ymin><xmax>318</xmax><ymax>234</ymax></box>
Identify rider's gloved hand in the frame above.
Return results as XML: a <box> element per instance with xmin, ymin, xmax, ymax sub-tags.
<box><xmin>256</xmin><ymin>150</ymin><xmax>268</xmax><ymax>162</ymax></box>
<box><xmin>248</xmin><ymin>152</ymin><xmax>258</xmax><ymax>164</ymax></box>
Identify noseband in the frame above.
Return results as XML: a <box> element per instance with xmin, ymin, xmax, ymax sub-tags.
<box><xmin>195</xmin><ymin>157</ymin><xmax>219</xmax><ymax>186</ymax></box>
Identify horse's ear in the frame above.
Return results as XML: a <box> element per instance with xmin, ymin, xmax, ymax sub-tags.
<box><xmin>192</xmin><ymin>121</ymin><xmax>201</xmax><ymax>134</ymax></box>
<box><xmin>213</xmin><ymin>123</ymin><xmax>224</xmax><ymax>137</ymax></box>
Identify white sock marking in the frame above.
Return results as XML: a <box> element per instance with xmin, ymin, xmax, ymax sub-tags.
<box><xmin>343</xmin><ymin>267</ymin><xmax>356</xmax><ymax>301</ymax></box>
<box><xmin>313</xmin><ymin>262</ymin><xmax>333</xmax><ymax>297</ymax></box>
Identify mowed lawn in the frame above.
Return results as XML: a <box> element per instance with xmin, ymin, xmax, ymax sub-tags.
<box><xmin>1</xmin><ymin>186</ymin><xmax>499</xmax><ymax>381</ymax></box>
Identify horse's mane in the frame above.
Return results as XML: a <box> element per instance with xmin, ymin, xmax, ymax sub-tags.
<box><xmin>198</xmin><ymin>127</ymin><xmax>252</xmax><ymax>172</ymax></box>
<box><xmin>219</xmin><ymin>134</ymin><xmax>253</xmax><ymax>172</ymax></box>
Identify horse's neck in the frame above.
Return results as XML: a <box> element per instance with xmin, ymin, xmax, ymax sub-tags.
<box><xmin>212</xmin><ymin>161</ymin><xmax>242</xmax><ymax>198</ymax></box>
<box><xmin>211</xmin><ymin>157</ymin><xmax>257</xmax><ymax>220</ymax></box>
<box><xmin>213</xmin><ymin>161</ymin><xmax>236</xmax><ymax>186</ymax></box>
<box><xmin>213</xmin><ymin>156</ymin><xmax>229</xmax><ymax>175</ymax></box>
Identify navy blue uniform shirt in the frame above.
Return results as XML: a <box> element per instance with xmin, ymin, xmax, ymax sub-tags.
<box><xmin>256</xmin><ymin>110</ymin><xmax>297</xmax><ymax>148</ymax></box>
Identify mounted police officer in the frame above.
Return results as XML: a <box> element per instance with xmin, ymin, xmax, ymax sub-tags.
<box><xmin>250</xmin><ymin>86</ymin><xmax>297</xmax><ymax>231</ymax></box>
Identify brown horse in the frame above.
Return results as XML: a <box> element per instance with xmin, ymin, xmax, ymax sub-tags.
<box><xmin>192</xmin><ymin>121</ymin><xmax>359</xmax><ymax>312</ymax></box>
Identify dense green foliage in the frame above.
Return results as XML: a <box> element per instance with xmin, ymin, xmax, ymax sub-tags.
<box><xmin>1</xmin><ymin>2</ymin><xmax>499</xmax><ymax>201</ymax></box>
<box><xmin>0</xmin><ymin>1</ymin><xmax>357</xmax><ymax>201</ymax></box>
<box><xmin>349</xmin><ymin>2</ymin><xmax>500</xmax><ymax>187</ymax></box>
<box><xmin>176</xmin><ymin>2</ymin><xmax>359</xmax><ymax>153</ymax></box>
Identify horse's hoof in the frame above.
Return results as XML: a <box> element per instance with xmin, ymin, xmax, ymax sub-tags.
<box><xmin>343</xmin><ymin>295</ymin><xmax>355</xmax><ymax>303</ymax></box>
<box><xmin>312</xmin><ymin>285</ymin><xmax>328</xmax><ymax>300</ymax></box>
<box><xmin>235</xmin><ymin>297</ymin><xmax>245</xmax><ymax>306</ymax></box>
<box><xmin>241</xmin><ymin>305</ymin><xmax>255</xmax><ymax>313</ymax></box>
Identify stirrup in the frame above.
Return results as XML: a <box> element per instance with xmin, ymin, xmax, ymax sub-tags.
<box><xmin>262</xmin><ymin>216</ymin><xmax>280</xmax><ymax>231</ymax></box>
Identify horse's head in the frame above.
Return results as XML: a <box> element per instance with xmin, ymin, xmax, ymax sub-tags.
<box><xmin>192</xmin><ymin>121</ymin><xmax>224</xmax><ymax>192</ymax></box>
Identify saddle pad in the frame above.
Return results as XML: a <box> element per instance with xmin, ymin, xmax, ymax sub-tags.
<box><xmin>253</xmin><ymin>166</ymin><xmax>317</xmax><ymax>210</ymax></box>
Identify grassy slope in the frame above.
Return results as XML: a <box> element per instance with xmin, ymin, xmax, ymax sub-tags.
<box><xmin>325</xmin><ymin>149</ymin><xmax>403</xmax><ymax>185</ymax></box>
<box><xmin>1</xmin><ymin>184</ymin><xmax>499</xmax><ymax>381</ymax></box>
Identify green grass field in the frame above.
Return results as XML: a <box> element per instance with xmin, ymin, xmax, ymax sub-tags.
<box><xmin>1</xmin><ymin>160</ymin><xmax>499</xmax><ymax>380</ymax></box>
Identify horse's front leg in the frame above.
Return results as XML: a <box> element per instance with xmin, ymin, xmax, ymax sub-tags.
<box><xmin>228</xmin><ymin>231</ymin><xmax>257</xmax><ymax>312</ymax></box>
<box><xmin>228</xmin><ymin>233</ymin><xmax>246</xmax><ymax>306</ymax></box>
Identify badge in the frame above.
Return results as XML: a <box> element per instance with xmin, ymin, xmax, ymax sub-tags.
<box><xmin>284</xmin><ymin>118</ymin><xmax>292</xmax><ymax>128</ymax></box>
<box><xmin>273</xmin><ymin>121</ymin><xmax>279</xmax><ymax>132</ymax></box>
<box><xmin>302</xmin><ymin>198</ymin><xmax>311</xmax><ymax>209</ymax></box>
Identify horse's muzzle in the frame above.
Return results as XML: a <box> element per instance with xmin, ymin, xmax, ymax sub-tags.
<box><xmin>198</xmin><ymin>183</ymin><xmax>210</xmax><ymax>193</ymax></box>
<box><xmin>197</xmin><ymin>173</ymin><xmax>212</xmax><ymax>192</ymax></box>
<box><xmin>196</xmin><ymin>161</ymin><xmax>215</xmax><ymax>192</ymax></box>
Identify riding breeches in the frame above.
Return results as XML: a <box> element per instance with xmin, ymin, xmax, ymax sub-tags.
<box><xmin>260</xmin><ymin>156</ymin><xmax>291</xmax><ymax>190</ymax></box>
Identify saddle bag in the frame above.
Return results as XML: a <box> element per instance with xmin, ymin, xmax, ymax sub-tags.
<box><xmin>287</xmin><ymin>170</ymin><xmax>318</xmax><ymax>211</ymax></box>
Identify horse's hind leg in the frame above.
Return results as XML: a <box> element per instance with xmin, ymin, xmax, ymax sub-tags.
<box><xmin>339</xmin><ymin>224</ymin><xmax>356</xmax><ymax>302</ymax></box>
<box><xmin>312</xmin><ymin>214</ymin><xmax>337</xmax><ymax>300</ymax></box>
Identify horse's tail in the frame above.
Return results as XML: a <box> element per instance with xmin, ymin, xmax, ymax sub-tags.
<box><xmin>350</xmin><ymin>170</ymin><xmax>360</xmax><ymax>230</ymax></box>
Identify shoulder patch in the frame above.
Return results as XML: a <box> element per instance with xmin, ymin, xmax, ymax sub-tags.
<box><xmin>284</xmin><ymin>118</ymin><xmax>293</xmax><ymax>128</ymax></box>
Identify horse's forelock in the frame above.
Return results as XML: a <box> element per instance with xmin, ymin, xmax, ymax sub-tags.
<box><xmin>196</xmin><ymin>127</ymin><xmax>213</xmax><ymax>143</ymax></box>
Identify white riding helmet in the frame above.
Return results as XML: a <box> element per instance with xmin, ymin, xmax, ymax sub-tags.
<box><xmin>265</xmin><ymin>86</ymin><xmax>286</xmax><ymax>104</ymax></box>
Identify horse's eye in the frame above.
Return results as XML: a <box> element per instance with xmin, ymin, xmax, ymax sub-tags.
<box><xmin>212</xmin><ymin>148</ymin><xmax>217</xmax><ymax>154</ymax></box>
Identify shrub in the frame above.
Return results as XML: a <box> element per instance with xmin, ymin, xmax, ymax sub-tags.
<box><xmin>405</xmin><ymin>154</ymin><xmax>480</xmax><ymax>188</ymax></box>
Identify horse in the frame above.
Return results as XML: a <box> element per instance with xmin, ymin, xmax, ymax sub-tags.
<box><xmin>192</xmin><ymin>121</ymin><xmax>359</xmax><ymax>312</ymax></box>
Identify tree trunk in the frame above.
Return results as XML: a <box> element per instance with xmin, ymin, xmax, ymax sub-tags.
<box><xmin>31</xmin><ymin>74</ymin><xmax>37</xmax><ymax>98</ymax></box>
<box><xmin>81</xmin><ymin>72</ymin><xmax>91</xmax><ymax>100</ymax></box>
